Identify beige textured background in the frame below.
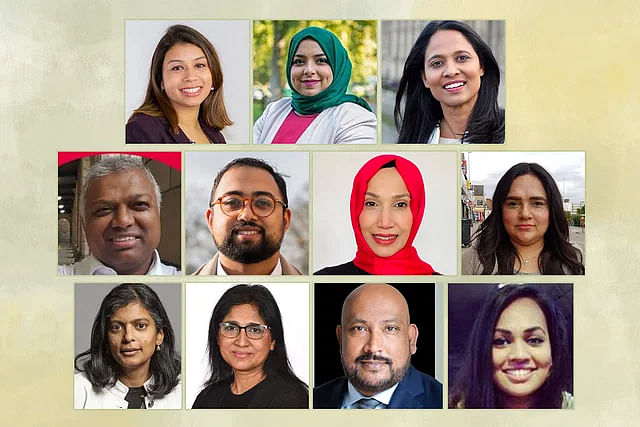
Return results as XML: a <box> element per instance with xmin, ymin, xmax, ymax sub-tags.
<box><xmin>1</xmin><ymin>0</ymin><xmax>639</xmax><ymax>425</ymax></box>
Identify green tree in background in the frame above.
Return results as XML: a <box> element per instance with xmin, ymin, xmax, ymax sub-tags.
<box><xmin>253</xmin><ymin>20</ymin><xmax>377</xmax><ymax>120</ymax></box>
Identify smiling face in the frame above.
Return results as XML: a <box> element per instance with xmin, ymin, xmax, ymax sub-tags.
<box><xmin>492</xmin><ymin>297</ymin><xmax>553</xmax><ymax>408</ymax></box>
<box><xmin>108</xmin><ymin>302</ymin><xmax>164</xmax><ymax>378</ymax></box>
<box><xmin>218</xmin><ymin>303</ymin><xmax>275</xmax><ymax>376</ymax></box>
<box><xmin>290</xmin><ymin>38</ymin><xmax>334</xmax><ymax>97</ymax></box>
<box><xmin>358</xmin><ymin>168</ymin><xmax>413</xmax><ymax>258</ymax></box>
<box><xmin>206</xmin><ymin>166</ymin><xmax>290</xmax><ymax>265</ymax></box>
<box><xmin>161</xmin><ymin>42</ymin><xmax>213</xmax><ymax>111</ymax></box>
<box><xmin>421</xmin><ymin>29</ymin><xmax>484</xmax><ymax>111</ymax></box>
<box><xmin>84</xmin><ymin>169</ymin><xmax>161</xmax><ymax>275</ymax></box>
<box><xmin>337</xmin><ymin>284</ymin><xmax>418</xmax><ymax>396</ymax></box>
<box><xmin>501</xmin><ymin>174</ymin><xmax>550</xmax><ymax>249</ymax></box>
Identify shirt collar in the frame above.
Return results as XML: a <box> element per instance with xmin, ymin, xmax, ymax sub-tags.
<box><xmin>112</xmin><ymin>376</ymin><xmax>154</xmax><ymax>398</ymax></box>
<box><xmin>216</xmin><ymin>256</ymin><xmax>282</xmax><ymax>275</ymax></box>
<box><xmin>76</xmin><ymin>250</ymin><xmax>171</xmax><ymax>275</ymax></box>
<box><xmin>341</xmin><ymin>380</ymin><xmax>399</xmax><ymax>409</ymax></box>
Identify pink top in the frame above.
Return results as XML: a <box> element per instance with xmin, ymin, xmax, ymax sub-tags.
<box><xmin>271</xmin><ymin>110</ymin><xmax>319</xmax><ymax>144</ymax></box>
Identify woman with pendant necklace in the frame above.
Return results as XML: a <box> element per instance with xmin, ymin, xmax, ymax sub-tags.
<box><xmin>462</xmin><ymin>163</ymin><xmax>584</xmax><ymax>275</ymax></box>
<box><xmin>192</xmin><ymin>284</ymin><xmax>308</xmax><ymax>408</ymax></box>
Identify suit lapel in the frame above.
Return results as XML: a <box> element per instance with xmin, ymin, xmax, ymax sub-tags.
<box><xmin>387</xmin><ymin>366</ymin><xmax>423</xmax><ymax>409</ymax></box>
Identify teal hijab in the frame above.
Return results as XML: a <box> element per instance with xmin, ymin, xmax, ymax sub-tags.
<box><xmin>286</xmin><ymin>27</ymin><xmax>372</xmax><ymax>115</ymax></box>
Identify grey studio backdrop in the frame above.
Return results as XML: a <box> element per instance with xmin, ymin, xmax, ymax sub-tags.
<box><xmin>74</xmin><ymin>283</ymin><xmax>182</xmax><ymax>359</ymax></box>
<box><xmin>185</xmin><ymin>152</ymin><xmax>309</xmax><ymax>274</ymax></box>
<box><xmin>125</xmin><ymin>20</ymin><xmax>250</xmax><ymax>144</ymax></box>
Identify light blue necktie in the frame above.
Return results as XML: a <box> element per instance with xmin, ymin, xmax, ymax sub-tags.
<box><xmin>352</xmin><ymin>397</ymin><xmax>385</xmax><ymax>409</ymax></box>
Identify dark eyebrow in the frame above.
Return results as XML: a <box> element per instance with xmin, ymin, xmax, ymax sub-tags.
<box><xmin>505</xmin><ymin>196</ymin><xmax>547</xmax><ymax>201</ymax></box>
<box><xmin>110</xmin><ymin>317</ymin><xmax>150</xmax><ymax>323</ymax></box>
<box><xmin>294</xmin><ymin>53</ymin><xmax>328</xmax><ymax>58</ymax></box>
<box><xmin>221</xmin><ymin>190</ymin><xmax>277</xmax><ymax>198</ymax></box>
<box><xmin>167</xmin><ymin>56</ymin><xmax>206</xmax><ymax>64</ymax></box>
<box><xmin>494</xmin><ymin>326</ymin><xmax>547</xmax><ymax>335</ymax></box>
<box><xmin>427</xmin><ymin>50</ymin><xmax>473</xmax><ymax>61</ymax></box>
<box><xmin>364</xmin><ymin>191</ymin><xmax>411</xmax><ymax>199</ymax></box>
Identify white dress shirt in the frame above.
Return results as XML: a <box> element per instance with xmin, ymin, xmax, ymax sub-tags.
<box><xmin>58</xmin><ymin>250</ymin><xmax>179</xmax><ymax>275</ymax></box>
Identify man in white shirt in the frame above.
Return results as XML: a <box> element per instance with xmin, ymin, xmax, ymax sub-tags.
<box><xmin>58</xmin><ymin>156</ymin><xmax>178</xmax><ymax>275</ymax></box>
<box><xmin>193</xmin><ymin>158</ymin><xmax>301</xmax><ymax>275</ymax></box>
<box><xmin>314</xmin><ymin>283</ymin><xmax>442</xmax><ymax>409</ymax></box>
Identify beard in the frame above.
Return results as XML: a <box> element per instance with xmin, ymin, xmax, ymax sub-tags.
<box><xmin>341</xmin><ymin>353</ymin><xmax>411</xmax><ymax>395</ymax></box>
<box><xmin>214</xmin><ymin>220</ymin><xmax>284</xmax><ymax>264</ymax></box>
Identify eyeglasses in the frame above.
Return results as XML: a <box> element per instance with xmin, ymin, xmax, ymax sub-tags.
<box><xmin>211</xmin><ymin>195</ymin><xmax>287</xmax><ymax>218</ymax></box>
<box><xmin>219</xmin><ymin>322</ymin><xmax>271</xmax><ymax>340</ymax></box>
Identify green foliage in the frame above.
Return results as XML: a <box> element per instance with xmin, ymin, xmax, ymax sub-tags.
<box><xmin>253</xmin><ymin>20</ymin><xmax>377</xmax><ymax>103</ymax></box>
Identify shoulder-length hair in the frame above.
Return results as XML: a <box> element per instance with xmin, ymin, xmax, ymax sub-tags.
<box><xmin>204</xmin><ymin>284</ymin><xmax>307</xmax><ymax>390</ymax></box>
<box><xmin>74</xmin><ymin>283</ymin><xmax>180</xmax><ymax>395</ymax></box>
<box><xmin>129</xmin><ymin>24</ymin><xmax>232</xmax><ymax>134</ymax></box>
<box><xmin>473</xmin><ymin>162</ymin><xmax>584</xmax><ymax>274</ymax></box>
<box><xmin>449</xmin><ymin>285</ymin><xmax>571</xmax><ymax>408</ymax></box>
<box><xmin>394</xmin><ymin>20</ymin><xmax>504</xmax><ymax>143</ymax></box>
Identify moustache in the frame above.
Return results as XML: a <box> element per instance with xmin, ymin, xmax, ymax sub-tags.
<box><xmin>231</xmin><ymin>221</ymin><xmax>265</xmax><ymax>233</ymax></box>
<box><xmin>355</xmin><ymin>354</ymin><xmax>392</xmax><ymax>365</ymax></box>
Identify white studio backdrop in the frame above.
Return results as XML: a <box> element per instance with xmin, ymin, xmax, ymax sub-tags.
<box><xmin>185</xmin><ymin>282</ymin><xmax>310</xmax><ymax>408</ymax></box>
<box><xmin>313</xmin><ymin>151</ymin><xmax>457</xmax><ymax>275</ymax></box>
<box><xmin>125</xmin><ymin>20</ymin><xmax>250</xmax><ymax>143</ymax></box>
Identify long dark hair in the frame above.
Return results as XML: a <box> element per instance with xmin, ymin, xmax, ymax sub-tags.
<box><xmin>74</xmin><ymin>283</ymin><xmax>180</xmax><ymax>395</ymax></box>
<box><xmin>473</xmin><ymin>162</ymin><xmax>584</xmax><ymax>274</ymax></box>
<box><xmin>449</xmin><ymin>285</ymin><xmax>571</xmax><ymax>408</ymax></box>
<box><xmin>129</xmin><ymin>24</ymin><xmax>232</xmax><ymax>133</ymax></box>
<box><xmin>394</xmin><ymin>20</ymin><xmax>504</xmax><ymax>143</ymax></box>
<box><xmin>204</xmin><ymin>284</ymin><xmax>307</xmax><ymax>391</ymax></box>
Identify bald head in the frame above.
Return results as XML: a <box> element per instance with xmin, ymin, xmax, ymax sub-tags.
<box><xmin>337</xmin><ymin>283</ymin><xmax>418</xmax><ymax>396</ymax></box>
<box><xmin>341</xmin><ymin>283</ymin><xmax>411</xmax><ymax>326</ymax></box>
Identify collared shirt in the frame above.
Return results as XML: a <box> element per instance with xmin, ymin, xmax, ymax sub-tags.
<box><xmin>341</xmin><ymin>380</ymin><xmax>399</xmax><ymax>409</ymax></box>
<box><xmin>58</xmin><ymin>250</ymin><xmax>179</xmax><ymax>275</ymax></box>
<box><xmin>215</xmin><ymin>256</ymin><xmax>283</xmax><ymax>275</ymax></box>
<box><xmin>74</xmin><ymin>372</ymin><xmax>181</xmax><ymax>409</ymax></box>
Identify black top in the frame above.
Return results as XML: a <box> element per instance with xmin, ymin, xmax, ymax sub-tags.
<box><xmin>126</xmin><ymin>113</ymin><xmax>226</xmax><ymax>144</ymax></box>
<box><xmin>315</xmin><ymin>261</ymin><xmax>441</xmax><ymax>275</ymax></box>
<box><xmin>125</xmin><ymin>386</ymin><xmax>147</xmax><ymax>409</ymax></box>
<box><xmin>192</xmin><ymin>372</ymin><xmax>308</xmax><ymax>409</ymax></box>
<box><xmin>315</xmin><ymin>261</ymin><xmax>368</xmax><ymax>275</ymax></box>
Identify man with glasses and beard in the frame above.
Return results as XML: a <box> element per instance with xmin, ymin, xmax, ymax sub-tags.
<box><xmin>193</xmin><ymin>158</ymin><xmax>302</xmax><ymax>275</ymax></box>
<box><xmin>314</xmin><ymin>283</ymin><xmax>442</xmax><ymax>409</ymax></box>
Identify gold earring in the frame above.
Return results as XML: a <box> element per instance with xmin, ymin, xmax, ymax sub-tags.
<box><xmin>156</xmin><ymin>344</ymin><xmax>161</xmax><ymax>351</ymax></box>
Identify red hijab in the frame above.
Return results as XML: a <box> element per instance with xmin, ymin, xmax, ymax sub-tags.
<box><xmin>350</xmin><ymin>155</ymin><xmax>436</xmax><ymax>275</ymax></box>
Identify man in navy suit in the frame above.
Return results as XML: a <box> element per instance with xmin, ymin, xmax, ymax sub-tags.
<box><xmin>314</xmin><ymin>283</ymin><xmax>442</xmax><ymax>409</ymax></box>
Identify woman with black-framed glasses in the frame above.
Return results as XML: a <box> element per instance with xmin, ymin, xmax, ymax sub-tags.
<box><xmin>192</xmin><ymin>284</ymin><xmax>308</xmax><ymax>408</ymax></box>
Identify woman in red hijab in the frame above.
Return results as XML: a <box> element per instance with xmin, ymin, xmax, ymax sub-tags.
<box><xmin>315</xmin><ymin>154</ymin><xmax>438</xmax><ymax>275</ymax></box>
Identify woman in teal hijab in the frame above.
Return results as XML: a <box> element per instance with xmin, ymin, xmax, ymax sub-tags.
<box><xmin>254</xmin><ymin>26</ymin><xmax>377</xmax><ymax>144</ymax></box>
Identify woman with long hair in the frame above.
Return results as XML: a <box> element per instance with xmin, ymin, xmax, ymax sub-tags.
<box><xmin>315</xmin><ymin>154</ymin><xmax>438</xmax><ymax>275</ymax></box>
<box><xmin>394</xmin><ymin>20</ymin><xmax>504</xmax><ymax>143</ymax></box>
<box><xmin>254</xmin><ymin>26</ymin><xmax>376</xmax><ymax>144</ymax></box>
<box><xmin>463</xmin><ymin>162</ymin><xmax>584</xmax><ymax>275</ymax></box>
<box><xmin>449</xmin><ymin>284</ymin><xmax>573</xmax><ymax>408</ymax></box>
<box><xmin>74</xmin><ymin>283</ymin><xmax>181</xmax><ymax>409</ymax></box>
<box><xmin>127</xmin><ymin>25</ymin><xmax>231</xmax><ymax>144</ymax></box>
<box><xmin>192</xmin><ymin>284</ymin><xmax>308</xmax><ymax>408</ymax></box>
